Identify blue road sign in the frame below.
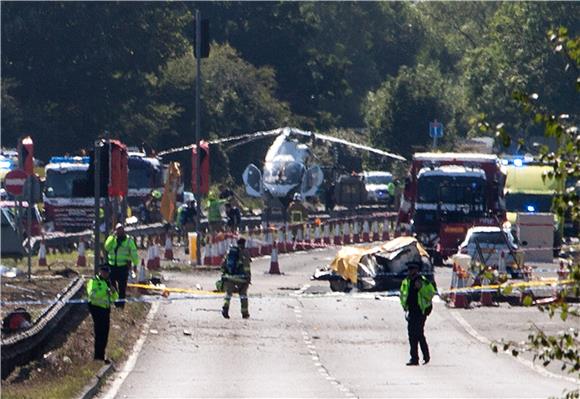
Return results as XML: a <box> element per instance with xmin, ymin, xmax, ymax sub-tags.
<box><xmin>429</xmin><ymin>121</ymin><xmax>443</xmax><ymax>138</ymax></box>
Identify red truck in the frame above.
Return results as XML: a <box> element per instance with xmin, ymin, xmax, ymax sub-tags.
<box><xmin>397</xmin><ymin>152</ymin><xmax>506</xmax><ymax>264</ymax></box>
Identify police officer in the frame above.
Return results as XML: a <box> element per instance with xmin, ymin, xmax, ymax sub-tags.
<box><xmin>400</xmin><ymin>261</ymin><xmax>436</xmax><ymax>366</ymax></box>
<box><xmin>221</xmin><ymin>238</ymin><xmax>252</xmax><ymax>319</ymax></box>
<box><xmin>104</xmin><ymin>223</ymin><xmax>139</xmax><ymax>308</ymax></box>
<box><xmin>87</xmin><ymin>265</ymin><xmax>118</xmax><ymax>362</ymax></box>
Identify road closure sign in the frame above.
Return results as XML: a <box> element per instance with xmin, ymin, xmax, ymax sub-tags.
<box><xmin>4</xmin><ymin>169</ymin><xmax>27</xmax><ymax>196</ymax></box>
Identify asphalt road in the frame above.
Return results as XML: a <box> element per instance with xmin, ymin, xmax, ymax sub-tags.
<box><xmin>98</xmin><ymin>248</ymin><xmax>579</xmax><ymax>398</ymax></box>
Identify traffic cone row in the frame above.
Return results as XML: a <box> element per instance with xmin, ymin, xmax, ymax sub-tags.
<box><xmin>450</xmin><ymin>263</ymin><xmax>469</xmax><ymax>308</ymax></box>
<box><xmin>164</xmin><ymin>235</ymin><xmax>174</xmax><ymax>260</ymax></box>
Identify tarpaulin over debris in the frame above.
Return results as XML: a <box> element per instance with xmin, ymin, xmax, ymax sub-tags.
<box><xmin>330</xmin><ymin>236</ymin><xmax>429</xmax><ymax>284</ymax></box>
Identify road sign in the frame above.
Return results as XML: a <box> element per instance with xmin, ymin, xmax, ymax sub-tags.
<box><xmin>429</xmin><ymin>121</ymin><xmax>444</xmax><ymax>138</ymax></box>
<box><xmin>4</xmin><ymin>169</ymin><xmax>27</xmax><ymax>196</ymax></box>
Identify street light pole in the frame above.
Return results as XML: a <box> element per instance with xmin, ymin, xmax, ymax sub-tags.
<box><xmin>194</xmin><ymin>9</ymin><xmax>203</xmax><ymax>266</ymax></box>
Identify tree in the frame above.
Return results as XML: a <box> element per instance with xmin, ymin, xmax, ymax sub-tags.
<box><xmin>362</xmin><ymin>64</ymin><xmax>464</xmax><ymax>157</ymax></box>
<box><xmin>484</xmin><ymin>29</ymin><xmax>580</xmax><ymax>398</ymax></box>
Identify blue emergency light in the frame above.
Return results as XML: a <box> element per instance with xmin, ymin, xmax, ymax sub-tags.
<box><xmin>526</xmin><ymin>205</ymin><xmax>536</xmax><ymax>212</ymax></box>
<box><xmin>513</xmin><ymin>159</ymin><xmax>523</xmax><ymax>167</ymax></box>
<box><xmin>49</xmin><ymin>156</ymin><xmax>90</xmax><ymax>164</ymax></box>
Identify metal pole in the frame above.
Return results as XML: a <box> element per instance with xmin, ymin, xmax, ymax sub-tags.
<box><xmin>105</xmin><ymin>132</ymin><xmax>112</xmax><ymax>234</ymax></box>
<box><xmin>432</xmin><ymin>135</ymin><xmax>437</xmax><ymax>150</ymax></box>
<box><xmin>27</xmin><ymin>178</ymin><xmax>32</xmax><ymax>281</ymax></box>
<box><xmin>94</xmin><ymin>141</ymin><xmax>101</xmax><ymax>272</ymax></box>
<box><xmin>194</xmin><ymin>9</ymin><xmax>202</xmax><ymax>266</ymax></box>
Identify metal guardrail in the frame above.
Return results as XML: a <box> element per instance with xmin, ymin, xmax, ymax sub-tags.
<box><xmin>1</xmin><ymin>276</ymin><xmax>85</xmax><ymax>379</ymax></box>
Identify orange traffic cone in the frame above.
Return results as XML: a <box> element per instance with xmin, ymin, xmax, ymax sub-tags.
<box><xmin>269</xmin><ymin>243</ymin><xmax>281</xmax><ymax>274</ymax></box>
<box><xmin>164</xmin><ymin>236</ymin><xmax>174</xmax><ymax>260</ymax></box>
<box><xmin>38</xmin><ymin>241</ymin><xmax>48</xmax><ymax>266</ymax></box>
<box><xmin>76</xmin><ymin>240</ymin><xmax>87</xmax><ymax>267</ymax></box>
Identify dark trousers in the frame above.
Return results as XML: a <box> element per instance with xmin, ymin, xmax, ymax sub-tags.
<box><xmin>223</xmin><ymin>280</ymin><xmax>249</xmax><ymax>315</ymax></box>
<box><xmin>407</xmin><ymin>312</ymin><xmax>429</xmax><ymax>362</ymax></box>
<box><xmin>109</xmin><ymin>266</ymin><xmax>129</xmax><ymax>308</ymax></box>
<box><xmin>89</xmin><ymin>304</ymin><xmax>110</xmax><ymax>360</ymax></box>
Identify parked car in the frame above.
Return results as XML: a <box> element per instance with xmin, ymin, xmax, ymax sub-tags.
<box><xmin>456</xmin><ymin>226</ymin><xmax>523</xmax><ymax>277</ymax></box>
<box><xmin>360</xmin><ymin>171</ymin><xmax>393</xmax><ymax>205</ymax></box>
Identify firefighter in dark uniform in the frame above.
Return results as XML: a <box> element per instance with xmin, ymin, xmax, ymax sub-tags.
<box><xmin>400</xmin><ymin>261</ymin><xmax>436</xmax><ymax>366</ymax></box>
<box><xmin>87</xmin><ymin>265</ymin><xmax>118</xmax><ymax>362</ymax></box>
<box><xmin>221</xmin><ymin>238</ymin><xmax>252</xmax><ymax>319</ymax></box>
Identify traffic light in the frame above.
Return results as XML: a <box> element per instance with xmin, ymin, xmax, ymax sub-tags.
<box><xmin>18</xmin><ymin>136</ymin><xmax>34</xmax><ymax>176</ymax></box>
<box><xmin>192</xmin><ymin>141</ymin><xmax>210</xmax><ymax>194</ymax></box>
<box><xmin>193</xmin><ymin>19</ymin><xmax>210</xmax><ymax>58</ymax></box>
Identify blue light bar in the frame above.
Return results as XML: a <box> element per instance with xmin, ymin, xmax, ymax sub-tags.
<box><xmin>49</xmin><ymin>156</ymin><xmax>90</xmax><ymax>164</ymax></box>
<box><xmin>513</xmin><ymin>159</ymin><xmax>523</xmax><ymax>167</ymax></box>
<box><xmin>526</xmin><ymin>205</ymin><xmax>536</xmax><ymax>212</ymax></box>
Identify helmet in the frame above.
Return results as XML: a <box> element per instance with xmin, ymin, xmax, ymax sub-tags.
<box><xmin>293</xmin><ymin>193</ymin><xmax>302</xmax><ymax>201</ymax></box>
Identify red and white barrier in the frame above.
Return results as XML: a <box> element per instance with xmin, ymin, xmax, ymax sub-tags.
<box><xmin>164</xmin><ymin>236</ymin><xmax>174</xmax><ymax>260</ymax></box>
<box><xmin>38</xmin><ymin>241</ymin><xmax>48</xmax><ymax>266</ymax></box>
<box><xmin>381</xmin><ymin>219</ymin><xmax>390</xmax><ymax>241</ymax></box>
<box><xmin>333</xmin><ymin>223</ymin><xmax>342</xmax><ymax>245</ymax></box>
<box><xmin>480</xmin><ymin>276</ymin><xmax>493</xmax><ymax>306</ymax></box>
<box><xmin>304</xmin><ymin>224</ymin><xmax>313</xmax><ymax>250</ymax></box>
<box><xmin>323</xmin><ymin>224</ymin><xmax>331</xmax><ymax>245</ymax></box>
<box><xmin>343</xmin><ymin>221</ymin><xmax>351</xmax><ymax>244</ymax></box>
<box><xmin>277</xmin><ymin>228</ymin><xmax>287</xmax><ymax>254</ymax></box>
<box><xmin>362</xmin><ymin>220</ymin><xmax>370</xmax><ymax>242</ymax></box>
<box><xmin>371</xmin><ymin>220</ymin><xmax>380</xmax><ymax>242</ymax></box>
<box><xmin>76</xmin><ymin>240</ymin><xmax>87</xmax><ymax>267</ymax></box>
<box><xmin>295</xmin><ymin>226</ymin><xmax>304</xmax><ymax>251</ymax></box>
<box><xmin>352</xmin><ymin>220</ymin><xmax>360</xmax><ymax>243</ymax></box>
<box><xmin>314</xmin><ymin>224</ymin><xmax>322</xmax><ymax>246</ymax></box>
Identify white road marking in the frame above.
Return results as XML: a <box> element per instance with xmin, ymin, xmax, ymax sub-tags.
<box><xmin>450</xmin><ymin>309</ymin><xmax>580</xmax><ymax>385</ymax></box>
<box><xmin>100</xmin><ymin>301</ymin><xmax>160</xmax><ymax>399</ymax></box>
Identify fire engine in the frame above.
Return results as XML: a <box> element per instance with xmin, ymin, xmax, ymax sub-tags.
<box><xmin>127</xmin><ymin>149</ymin><xmax>164</xmax><ymax>209</ymax></box>
<box><xmin>44</xmin><ymin>140</ymin><xmax>128</xmax><ymax>232</ymax></box>
<box><xmin>397</xmin><ymin>152</ymin><xmax>506</xmax><ymax>264</ymax></box>
<box><xmin>43</xmin><ymin>156</ymin><xmax>93</xmax><ymax>231</ymax></box>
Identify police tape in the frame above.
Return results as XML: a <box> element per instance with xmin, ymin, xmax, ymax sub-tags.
<box><xmin>2</xmin><ymin>279</ymin><xmax>577</xmax><ymax>307</ymax></box>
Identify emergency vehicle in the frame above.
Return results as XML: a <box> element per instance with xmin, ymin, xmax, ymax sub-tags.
<box><xmin>127</xmin><ymin>149</ymin><xmax>164</xmax><ymax>209</ymax></box>
<box><xmin>397</xmin><ymin>152</ymin><xmax>506</xmax><ymax>264</ymax></box>
<box><xmin>43</xmin><ymin>156</ymin><xmax>93</xmax><ymax>231</ymax></box>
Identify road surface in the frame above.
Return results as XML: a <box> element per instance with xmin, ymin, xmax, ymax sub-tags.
<box><xmin>98</xmin><ymin>248</ymin><xmax>579</xmax><ymax>398</ymax></box>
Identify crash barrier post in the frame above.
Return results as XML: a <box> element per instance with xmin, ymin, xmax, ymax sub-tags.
<box><xmin>333</xmin><ymin>223</ymin><xmax>342</xmax><ymax>245</ymax></box>
<box><xmin>38</xmin><ymin>241</ymin><xmax>48</xmax><ymax>267</ymax></box>
<box><xmin>362</xmin><ymin>220</ymin><xmax>370</xmax><ymax>242</ymax></box>
<box><xmin>371</xmin><ymin>220</ymin><xmax>380</xmax><ymax>242</ymax></box>
<box><xmin>450</xmin><ymin>263</ymin><xmax>470</xmax><ymax>308</ymax></box>
<box><xmin>343</xmin><ymin>221</ymin><xmax>351</xmax><ymax>244</ymax></box>
<box><xmin>164</xmin><ymin>235</ymin><xmax>174</xmax><ymax>260</ymax></box>
<box><xmin>381</xmin><ymin>219</ymin><xmax>390</xmax><ymax>241</ymax></box>
<box><xmin>269</xmin><ymin>242</ymin><xmax>281</xmax><ymax>274</ymax></box>
<box><xmin>76</xmin><ymin>240</ymin><xmax>87</xmax><ymax>267</ymax></box>
<box><xmin>188</xmin><ymin>232</ymin><xmax>199</xmax><ymax>264</ymax></box>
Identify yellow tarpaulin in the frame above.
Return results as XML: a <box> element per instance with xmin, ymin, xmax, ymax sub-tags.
<box><xmin>160</xmin><ymin>162</ymin><xmax>181</xmax><ymax>222</ymax></box>
<box><xmin>329</xmin><ymin>236</ymin><xmax>428</xmax><ymax>283</ymax></box>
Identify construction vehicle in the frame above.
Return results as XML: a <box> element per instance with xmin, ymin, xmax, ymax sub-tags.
<box><xmin>397</xmin><ymin>152</ymin><xmax>506</xmax><ymax>264</ymax></box>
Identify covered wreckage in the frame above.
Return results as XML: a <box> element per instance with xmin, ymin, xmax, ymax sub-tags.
<box><xmin>312</xmin><ymin>236</ymin><xmax>433</xmax><ymax>292</ymax></box>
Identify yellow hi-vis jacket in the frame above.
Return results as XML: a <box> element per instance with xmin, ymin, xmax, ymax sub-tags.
<box><xmin>87</xmin><ymin>275</ymin><xmax>118</xmax><ymax>309</ymax></box>
<box><xmin>400</xmin><ymin>276</ymin><xmax>436</xmax><ymax>315</ymax></box>
<box><xmin>104</xmin><ymin>235</ymin><xmax>139</xmax><ymax>267</ymax></box>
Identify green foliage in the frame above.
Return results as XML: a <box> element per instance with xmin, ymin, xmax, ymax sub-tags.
<box><xmin>362</xmin><ymin>64</ymin><xmax>463</xmax><ymax>157</ymax></box>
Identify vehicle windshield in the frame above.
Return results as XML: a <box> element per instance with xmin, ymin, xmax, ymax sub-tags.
<box><xmin>505</xmin><ymin>193</ymin><xmax>553</xmax><ymax>213</ymax></box>
<box><xmin>45</xmin><ymin>170</ymin><xmax>87</xmax><ymax>198</ymax></box>
<box><xmin>418</xmin><ymin>175</ymin><xmax>485</xmax><ymax>205</ymax></box>
<box><xmin>366</xmin><ymin>175</ymin><xmax>392</xmax><ymax>185</ymax></box>
<box><xmin>469</xmin><ymin>231</ymin><xmax>516</xmax><ymax>247</ymax></box>
<box><xmin>263</xmin><ymin>162</ymin><xmax>304</xmax><ymax>185</ymax></box>
<box><xmin>129</xmin><ymin>168</ymin><xmax>159</xmax><ymax>189</ymax></box>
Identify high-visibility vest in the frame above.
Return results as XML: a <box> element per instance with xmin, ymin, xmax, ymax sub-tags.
<box><xmin>400</xmin><ymin>276</ymin><xmax>435</xmax><ymax>315</ymax></box>
<box><xmin>104</xmin><ymin>235</ymin><xmax>139</xmax><ymax>267</ymax></box>
<box><xmin>87</xmin><ymin>276</ymin><xmax>118</xmax><ymax>309</ymax></box>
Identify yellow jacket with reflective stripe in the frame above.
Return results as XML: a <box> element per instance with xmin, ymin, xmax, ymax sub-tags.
<box><xmin>104</xmin><ymin>235</ymin><xmax>139</xmax><ymax>267</ymax></box>
<box><xmin>87</xmin><ymin>276</ymin><xmax>118</xmax><ymax>309</ymax></box>
<box><xmin>400</xmin><ymin>276</ymin><xmax>436</xmax><ymax>315</ymax></box>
